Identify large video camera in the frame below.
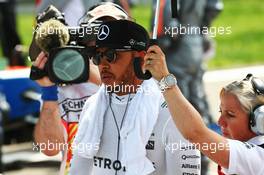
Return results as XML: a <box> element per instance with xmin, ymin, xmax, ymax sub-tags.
<box><xmin>29</xmin><ymin>5</ymin><xmax>100</xmax><ymax>84</ymax></box>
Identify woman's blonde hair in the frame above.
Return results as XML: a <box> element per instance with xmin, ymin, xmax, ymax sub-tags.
<box><xmin>220</xmin><ymin>75</ymin><xmax>264</xmax><ymax>114</ymax></box>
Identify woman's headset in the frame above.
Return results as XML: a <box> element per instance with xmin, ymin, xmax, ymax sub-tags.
<box><xmin>244</xmin><ymin>74</ymin><xmax>264</xmax><ymax>135</ymax></box>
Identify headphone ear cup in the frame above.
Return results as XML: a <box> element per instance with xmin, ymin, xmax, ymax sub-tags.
<box><xmin>133</xmin><ymin>57</ymin><xmax>152</xmax><ymax>80</ymax></box>
<box><xmin>250</xmin><ymin>105</ymin><xmax>264</xmax><ymax>135</ymax></box>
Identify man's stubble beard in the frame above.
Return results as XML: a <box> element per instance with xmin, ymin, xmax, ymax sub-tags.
<box><xmin>107</xmin><ymin>59</ymin><xmax>142</xmax><ymax>95</ymax></box>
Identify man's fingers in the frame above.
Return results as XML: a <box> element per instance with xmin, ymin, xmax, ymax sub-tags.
<box><xmin>147</xmin><ymin>45</ymin><xmax>163</xmax><ymax>54</ymax></box>
<box><xmin>144</xmin><ymin>59</ymin><xmax>160</xmax><ymax>70</ymax></box>
<box><xmin>144</xmin><ymin>64</ymin><xmax>153</xmax><ymax>73</ymax></box>
<box><xmin>144</xmin><ymin>46</ymin><xmax>165</xmax><ymax>62</ymax></box>
<box><xmin>142</xmin><ymin>45</ymin><xmax>170</xmax><ymax>81</ymax></box>
<box><xmin>38</xmin><ymin>56</ymin><xmax>48</xmax><ymax>69</ymax></box>
<box><xmin>33</xmin><ymin>52</ymin><xmax>46</xmax><ymax>67</ymax></box>
<box><xmin>144</xmin><ymin>52</ymin><xmax>158</xmax><ymax>60</ymax></box>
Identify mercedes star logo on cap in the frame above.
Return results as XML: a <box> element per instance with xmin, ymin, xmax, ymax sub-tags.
<box><xmin>98</xmin><ymin>25</ymin><xmax>110</xmax><ymax>40</ymax></box>
<box><xmin>129</xmin><ymin>39</ymin><xmax>135</xmax><ymax>46</ymax></box>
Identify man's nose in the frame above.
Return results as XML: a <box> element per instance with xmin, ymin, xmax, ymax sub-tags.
<box><xmin>100</xmin><ymin>57</ymin><xmax>110</xmax><ymax>68</ymax></box>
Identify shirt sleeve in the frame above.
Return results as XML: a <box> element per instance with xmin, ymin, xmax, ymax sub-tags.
<box><xmin>225</xmin><ymin>139</ymin><xmax>264</xmax><ymax>175</ymax></box>
<box><xmin>164</xmin><ymin>117</ymin><xmax>201</xmax><ymax>175</ymax></box>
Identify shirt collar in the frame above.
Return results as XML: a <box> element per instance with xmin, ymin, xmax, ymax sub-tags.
<box><xmin>111</xmin><ymin>93</ymin><xmax>135</xmax><ymax>104</ymax></box>
<box><xmin>247</xmin><ymin>135</ymin><xmax>264</xmax><ymax>145</ymax></box>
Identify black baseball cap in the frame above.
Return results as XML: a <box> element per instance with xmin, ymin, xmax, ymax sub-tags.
<box><xmin>96</xmin><ymin>20</ymin><xmax>150</xmax><ymax>51</ymax></box>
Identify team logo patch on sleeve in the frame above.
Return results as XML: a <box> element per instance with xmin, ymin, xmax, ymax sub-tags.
<box><xmin>161</xmin><ymin>101</ymin><xmax>168</xmax><ymax>108</ymax></box>
<box><xmin>243</xmin><ymin>142</ymin><xmax>255</xmax><ymax>149</ymax></box>
<box><xmin>146</xmin><ymin>140</ymin><xmax>155</xmax><ymax>150</ymax></box>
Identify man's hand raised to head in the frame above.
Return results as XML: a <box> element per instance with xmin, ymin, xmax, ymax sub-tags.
<box><xmin>143</xmin><ymin>45</ymin><xmax>170</xmax><ymax>81</ymax></box>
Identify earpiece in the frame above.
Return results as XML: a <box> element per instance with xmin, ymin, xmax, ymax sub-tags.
<box><xmin>133</xmin><ymin>57</ymin><xmax>152</xmax><ymax>80</ymax></box>
<box><xmin>250</xmin><ymin>105</ymin><xmax>264</xmax><ymax>135</ymax></box>
<box><xmin>133</xmin><ymin>39</ymin><xmax>160</xmax><ymax>80</ymax></box>
<box><xmin>246</xmin><ymin>74</ymin><xmax>264</xmax><ymax>135</ymax></box>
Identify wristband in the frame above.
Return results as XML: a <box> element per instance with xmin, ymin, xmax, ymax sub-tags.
<box><xmin>41</xmin><ymin>85</ymin><xmax>58</xmax><ymax>101</ymax></box>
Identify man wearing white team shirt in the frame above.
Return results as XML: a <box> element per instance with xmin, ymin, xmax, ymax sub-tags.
<box><xmin>70</xmin><ymin>20</ymin><xmax>201</xmax><ymax>175</ymax></box>
<box><xmin>32</xmin><ymin>3</ymin><xmax>130</xmax><ymax>175</ymax></box>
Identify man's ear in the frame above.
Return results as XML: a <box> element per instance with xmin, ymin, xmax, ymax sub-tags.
<box><xmin>134</xmin><ymin>50</ymin><xmax>146</xmax><ymax>59</ymax></box>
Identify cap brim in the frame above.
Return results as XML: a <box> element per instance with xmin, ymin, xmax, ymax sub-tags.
<box><xmin>88</xmin><ymin>14</ymin><xmax>125</xmax><ymax>23</ymax></box>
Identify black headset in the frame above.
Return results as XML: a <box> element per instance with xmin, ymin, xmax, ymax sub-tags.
<box><xmin>244</xmin><ymin>74</ymin><xmax>264</xmax><ymax>135</ymax></box>
<box><xmin>133</xmin><ymin>39</ymin><xmax>159</xmax><ymax>80</ymax></box>
<box><xmin>133</xmin><ymin>58</ymin><xmax>152</xmax><ymax>80</ymax></box>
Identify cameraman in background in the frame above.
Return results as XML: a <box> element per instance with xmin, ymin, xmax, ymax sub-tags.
<box><xmin>35</xmin><ymin>0</ymin><xmax>130</xmax><ymax>26</ymax></box>
<box><xmin>30</xmin><ymin>3</ymin><xmax>129</xmax><ymax>174</ymax></box>
<box><xmin>151</xmin><ymin>0</ymin><xmax>223</xmax><ymax>174</ymax></box>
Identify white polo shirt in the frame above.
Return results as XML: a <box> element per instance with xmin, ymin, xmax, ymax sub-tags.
<box><xmin>223</xmin><ymin>136</ymin><xmax>264</xmax><ymax>175</ymax></box>
<box><xmin>70</xmin><ymin>93</ymin><xmax>201</xmax><ymax>175</ymax></box>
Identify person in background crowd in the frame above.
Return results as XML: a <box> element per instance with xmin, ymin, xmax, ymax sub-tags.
<box><xmin>35</xmin><ymin>0</ymin><xmax>130</xmax><ymax>26</ymax></box>
<box><xmin>0</xmin><ymin>0</ymin><xmax>25</xmax><ymax>66</ymax></box>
